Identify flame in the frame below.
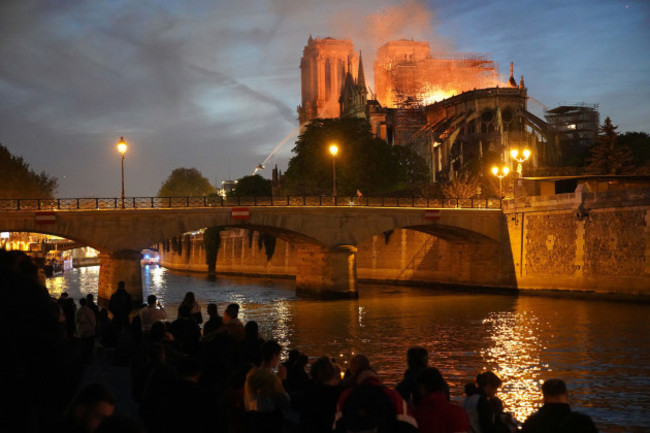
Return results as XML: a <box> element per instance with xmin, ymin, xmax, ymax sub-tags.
<box><xmin>419</xmin><ymin>88</ymin><xmax>458</xmax><ymax>105</ymax></box>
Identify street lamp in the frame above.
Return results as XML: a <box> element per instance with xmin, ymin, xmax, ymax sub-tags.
<box><xmin>510</xmin><ymin>148</ymin><xmax>531</xmax><ymax>178</ymax></box>
<box><xmin>329</xmin><ymin>144</ymin><xmax>338</xmax><ymax>201</ymax></box>
<box><xmin>117</xmin><ymin>136</ymin><xmax>128</xmax><ymax>208</ymax></box>
<box><xmin>491</xmin><ymin>165</ymin><xmax>510</xmax><ymax>199</ymax></box>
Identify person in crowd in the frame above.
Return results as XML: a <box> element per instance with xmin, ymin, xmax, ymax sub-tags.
<box><xmin>180</xmin><ymin>291</ymin><xmax>203</xmax><ymax>324</ymax></box>
<box><xmin>413</xmin><ymin>367</ymin><xmax>470</xmax><ymax>433</ymax></box>
<box><xmin>57</xmin><ymin>292</ymin><xmax>69</xmax><ymax>307</ymax></box>
<box><xmin>76</xmin><ymin>297</ymin><xmax>97</xmax><ymax>364</ymax></box>
<box><xmin>334</xmin><ymin>362</ymin><xmax>418</xmax><ymax>433</ymax></box>
<box><xmin>63</xmin><ymin>296</ymin><xmax>78</xmax><ymax>340</ymax></box>
<box><xmin>462</xmin><ymin>381</ymin><xmax>481</xmax><ymax>432</ymax></box>
<box><xmin>224</xmin><ymin>303</ymin><xmax>245</xmax><ymax>340</ymax></box>
<box><xmin>223</xmin><ymin>362</ymin><xmax>256</xmax><ymax>433</ymax></box>
<box><xmin>296</xmin><ymin>356</ymin><xmax>343</xmax><ymax>433</ymax></box>
<box><xmin>285</xmin><ymin>351</ymin><xmax>310</xmax><ymax>394</ymax></box>
<box><xmin>521</xmin><ymin>379</ymin><xmax>598</xmax><ymax>433</ymax></box>
<box><xmin>170</xmin><ymin>304</ymin><xmax>201</xmax><ymax>354</ymax></box>
<box><xmin>244</xmin><ymin>340</ymin><xmax>290</xmax><ymax>433</ymax></box>
<box><xmin>1</xmin><ymin>250</ymin><xmax>83</xmax><ymax>431</ymax></box>
<box><xmin>51</xmin><ymin>383</ymin><xmax>116</xmax><ymax>433</ymax></box>
<box><xmin>341</xmin><ymin>353</ymin><xmax>371</xmax><ymax>388</ymax></box>
<box><xmin>397</xmin><ymin>346</ymin><xmax>451</xmax><ymax>406</ymax></box>
<box><xmin>139</xmin><ymin>294</ymin><xmax>167</xmax><ymax>334</ymax></box>
<box><xmin>108</xmin><ymin>281</ymin><xmax>132</xmax><ymax>333</ymax></box>
<box><xmin>241</xmin><ymin>320</ymin><xmax>264</xmax><ymax>366</ymax></box>
<box><xmin>164</xmin><ymin>356</ymin><xmax>212</xmax><ymax>432</ymax></box>
<box><xmin>86</xmin><ymin>293</ymin><xmax>100</xmax><ymax>321</ymax></box>
<box><xmin>202</xmin><ymin>303</ymin><xmax>223</xmax><ymax>336</ymax></box>
<box><xmin>464</xmin><ymin>371</ymin><xmax>514</xmax><ymax>433</ymax></box>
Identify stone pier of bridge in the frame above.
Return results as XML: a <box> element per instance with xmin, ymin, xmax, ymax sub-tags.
<box><xmin>294</xmin><ymin>244</ymin><xmax>359</xmax><ymax>298</ymax></box>
<box><xmin>97</xmin><ymin>250</ymin><xmax>143</xmax><ymax>306</ymax></box>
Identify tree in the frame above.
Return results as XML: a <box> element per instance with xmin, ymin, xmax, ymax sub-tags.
<box><xmin>283</xmin><ymin>118</ymin><xmax>429</xmax><ymax>196</ymax></box>
<box><xmin>229</xmin><ymin>174</ymin><xmax>271</xmax><ymax>196</ymax></box>
<box><xmin>0</xmin><ymin>143</ymin><xmax>58</xmax><ymax>198</ymax></box>
<box><xmin>442</xmin><ymin>172</ymin><xmax>481</xmax><ymax>199</ymax></box>
<box><xmin>617</xmin><ymin>131</ymin><xmax>650</xmax><ymax>173</ymax></box>
<box><xmin>157</xmin><ymin>167</ymin><xmax>216</xmax><ymax>197</ymax></box>
<box><xmin>586</xmin><ymin>117</ymin><xmax>634</xmax><ymax>175</ymax></box>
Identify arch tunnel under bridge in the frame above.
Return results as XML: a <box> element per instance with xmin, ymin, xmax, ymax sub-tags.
<box><xmin>0</xmin><ymin>206</ymin><xmax>511</xmax><ymax>303</ymax></box>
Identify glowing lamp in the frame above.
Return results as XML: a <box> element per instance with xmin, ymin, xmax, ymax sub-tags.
<box><xmin>117</xmin><ymin>137</ymin><xmax>127</xmax><ymax>155</ymax></box>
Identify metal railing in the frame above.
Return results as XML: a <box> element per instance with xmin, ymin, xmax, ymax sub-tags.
<box><xmin>0</xmin><ymin>196</ymin><xmax>502</xmax><ymax>211</ymax></box>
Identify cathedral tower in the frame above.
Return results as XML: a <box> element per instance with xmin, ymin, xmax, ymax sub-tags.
<box><xmin>298</xmin><ymin>36</ymin><xmax>357</xmax><ymax>124</ymax></box>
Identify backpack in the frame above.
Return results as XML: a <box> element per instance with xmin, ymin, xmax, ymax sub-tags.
<box><xmin>340</xmin><ymin>384</ymin><xmax>397</xmax><ymax>433</ymax></box>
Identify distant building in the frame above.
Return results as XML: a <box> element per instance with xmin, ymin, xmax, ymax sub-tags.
<box><xmin>220</xmin><ymin>180</ymin><xmax>237</xmax><ymax>197</ymax></box>
<box><xmin>544</xmin><ymin>103</ymin><xmax>600</xmax><ymax>165</ymax></box>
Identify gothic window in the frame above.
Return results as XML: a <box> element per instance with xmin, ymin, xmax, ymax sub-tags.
<box><xmin>325</xmin><ymin>59</ymin><xmax>332</xmax><ymax>100</ymax></box>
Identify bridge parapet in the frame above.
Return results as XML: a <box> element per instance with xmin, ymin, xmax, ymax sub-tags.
<box><xmin>0</xmin><ymin>196</ymin><xmax>502</xmax><ymax>211</ymax></box>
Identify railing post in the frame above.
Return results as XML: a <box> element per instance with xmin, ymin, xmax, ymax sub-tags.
<box><xmin>319</xmin><ymin>196</ymin><xmax>322</xmax><ymax>206</ymax></box>
<box><xmin>168</xmin><ymin>197</ymin><xmax>171</xmax><ymax>208</ymax></box>
<box><xmin>76</xmin><ymin>198</ymin><xmax>80</xmax><ymax>209</ymax></box>
<box><xmin>303</xmin><ymin>196</ymin><xmax>306</xmax><ymax>206</ymax></box>
<box><xmin>152</xmin><ymin>197</ymin><xmax>155</xmax><ymax>208</ymax></box>
<box><xmin>471</xmin><ymin>198</ymin><xmax>474</xmax><ymax>208</ymax></box>
<box><xmin>426</xmin><ymin>197</ymin><xmax>430</xmax><ymax>207</ymax></box>
<box><xmin>412</xmin><ymin>196</ymin><xmax>415</xmax><ymax>207</ymax></box>
<box><xmin>287</xmin><ymin>196</ymin><xmax>289</xmax><ymax>206</ymax></box>
<box><xmin>186</xmin><ymin>197</ymin><xmax>189</xmax><ymax>207</ymax></box>
<box><xmin>220</xmin><ymin>196</ymin><xmax>224</xmax><ymax>207</ymax></box>
<box><xmin>381</xmin><ymin>197</ymin><xmax>384</xmax><ymax>206</ymax></box>
<box><xmin>271</xmin><ymin>195</ymin><xmax>274</xmax><ymax>206</ymax></box>
<box><xmin>17</xmin><ymin>199</ymin><xmax>20</xmax><ymax>211</ymax></box>
<box><xmin>254</xmin><ymin>196</ymin><xmax>257</xmax><ymax>206</ymax></box>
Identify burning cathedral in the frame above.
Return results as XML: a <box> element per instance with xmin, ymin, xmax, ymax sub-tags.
<box><xmin>297</xmin><ymin>36</ymin><xmax>597</xmax><ymax>183</ymax></box>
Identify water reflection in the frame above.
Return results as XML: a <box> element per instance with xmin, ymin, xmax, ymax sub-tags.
<box><xmin>45</xmin><ymin>266</ymin><xmax>650</xmax><ymax>432</ymax></box>
<box><xmin>480</xmin><ymin>309</ymin><xmax>547</xmax><ymax>422</ymax></box>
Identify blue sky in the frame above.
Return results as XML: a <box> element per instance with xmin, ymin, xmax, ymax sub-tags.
<box><xmin>1</xmin><ymin>0</ymin><xmax>648</xmax><ymax>197</ymax></box>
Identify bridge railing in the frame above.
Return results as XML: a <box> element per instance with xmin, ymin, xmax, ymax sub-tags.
<box><xmin>0</xmin><ymin>196</ymin><xmax>502</xmax><ymax>211</ymax></box>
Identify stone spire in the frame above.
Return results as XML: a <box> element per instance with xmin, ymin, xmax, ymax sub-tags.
<box><xmin>509</xmin><ymin>62</ymin><xmax>517</xmax><ymax>87</ymax></box>
<box><xmin>519</xmin><ymin>75</ymin><xmax>525</xmax><ymax>89</ymax></box>
<box><xmin>357</xmin><ymin>51</ymin><xmax>366</xmax><ymax>90</ymax></box>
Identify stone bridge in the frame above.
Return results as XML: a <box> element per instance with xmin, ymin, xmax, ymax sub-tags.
<box><xmin>0</xmin><ymin>203</ymin><xmax>506</xmax><ymax>302</ymax></box>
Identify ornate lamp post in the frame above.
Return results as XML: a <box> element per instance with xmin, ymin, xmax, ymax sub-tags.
<box><xmin>117</xmin><ymin>137</ymin><xmax>128</xmax><ymax>209</ymax></box>
<box><xmin>510</xmin><ymin>148</ymin><xmax>531</xmax><ymax>178</ymax></box>
<box><xmin>491</xmin><ymin>165</ymin><xmax>510</xmax><ymax>198</ymax></box>
<box><xmin>329</xmin><ymin>143</ymin><xmax>338</xmax><ymax>201</ymax></box>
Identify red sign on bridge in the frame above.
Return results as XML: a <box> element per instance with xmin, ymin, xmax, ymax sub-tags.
<box><xmin>424</xmin><ymin>210</ymin><xmax>441</xmax><ymax>221</ymax></box>
<box><xmin>231</xmin><ymin>207</ymin><xmax>250</xmax><ymax>220</ymax></box>
<box><xmin>34</xmin><ymin>211</ymin><xmax>56</xmax><ymax>224</ymax></box>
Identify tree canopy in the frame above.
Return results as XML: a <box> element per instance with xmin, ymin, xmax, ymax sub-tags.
<box><xmin>157</xmin><ymin>167</ymin><xmax>216</xmax><ymax>197</ymax></box>
<box><xmin>0</xmin><ymin>143</ymin><xmax>58</xmax><ymax>198</ymax></box>
<box><xmin>283</xmin><ymin>118</ymin><xmax>429</xmax><ymax>196</ymax></box>
<box><xmin>617</xmin><ymin>131</ymin><xmax>650</xmax><ymax>174</ymax></box>
<box><xmin>586</xmin><ymin>117</ymin><xmax>635</xmax><ymax>175</ymax></box>
<box><xmin>229</xmin><ymin>174</ymin><xmax>271</xmax><ymax>196</ymax></box>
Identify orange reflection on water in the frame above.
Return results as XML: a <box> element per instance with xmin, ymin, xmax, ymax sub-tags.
<box><xmin>480</xmin><ymin>308</ymin><xmax>547</xmax><ymax>423</ymax></box>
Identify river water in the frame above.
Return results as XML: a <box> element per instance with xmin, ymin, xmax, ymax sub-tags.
<box><xmin>47</xmin><ymin>265</ymin><xmax>650</xmax><ymax>432</ymax></box>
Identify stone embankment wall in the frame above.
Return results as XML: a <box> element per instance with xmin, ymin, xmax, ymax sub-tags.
<box><xmin>504</xmin><ymin>187</ymin><xmax>650</xmax><ymax>297</ymax></box>
<box><xmin>159</xmin><ymin>227</ymin><xmax>514</xmax><ymax>290</ymax></box>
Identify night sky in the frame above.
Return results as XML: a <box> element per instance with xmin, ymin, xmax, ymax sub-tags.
<box><xmin>1</xmin><ymin>0</ymin><xmax>648</xmax><ymax>197</ymax></box>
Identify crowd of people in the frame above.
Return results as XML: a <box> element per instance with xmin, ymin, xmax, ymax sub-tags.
<box><xmin>1</xmin><ymin>249</ymin><xmax>599</xmax><ymax>432</ymax></box>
